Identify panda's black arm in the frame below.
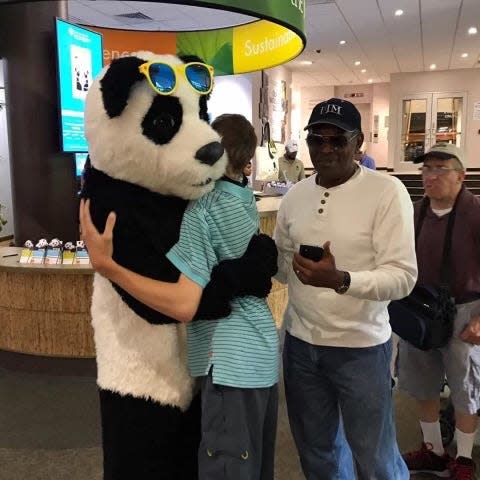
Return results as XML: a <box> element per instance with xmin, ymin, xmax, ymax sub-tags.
<box><xmin>193</xmin><ymin>233</ymin><xmax>278</xmax><ymax>321</ymax></box>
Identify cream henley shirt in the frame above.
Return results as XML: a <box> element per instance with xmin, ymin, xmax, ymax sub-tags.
<box><xmin>274</xmin><ymin>166</ymin><xmax>418</xmax><ymax>348</ymax></box>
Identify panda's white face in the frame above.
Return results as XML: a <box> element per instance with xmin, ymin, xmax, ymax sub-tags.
<box><xmin>85</xmin><ymin>51</ymin><xmax>227</xmax><ymax>200</ymax></box>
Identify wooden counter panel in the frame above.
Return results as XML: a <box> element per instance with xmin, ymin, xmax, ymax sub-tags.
<box><xmin>0</xmin><ymin>306</ymin><xmax>95</xmax><ymax>357</ymax></box>
<box><xmin>0</xmin><ymin>271</ymin><xmax>93</xmax><ymax>313</ymax></box>
<box><xmin>267</xmin><ymin>285</ymin><xmax>288</xmax><ymax>329</ymax></box>
<box><xmin>260</xmin><ymin>213</ymin><xmax>277</xmax><ymax>237</ymax></box>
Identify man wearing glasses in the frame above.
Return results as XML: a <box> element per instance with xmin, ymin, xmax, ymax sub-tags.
<box><xmin>399</xmin><ymin>144</ymin><xmax>480</xmax><ymax>480</ymax></box>
<box><xmin>274</xmin><ymin>98</ymin><xmax>416</xmax><ymax>479</ymax></box>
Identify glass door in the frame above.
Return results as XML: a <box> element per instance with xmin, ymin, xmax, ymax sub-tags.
<box><xmin>400</xmin><ymin>95</ymin><xmax>432</xmax><ymax>163</ymax></box>
<box><xmin>397</xmin><ymin>92</ymin><xmax>466</xmax><ymax>169</ymax></box>
<box><xmin>432</xmin><ymin>94</ymin><xmax>463</xmax><ymax>148</ymax></box>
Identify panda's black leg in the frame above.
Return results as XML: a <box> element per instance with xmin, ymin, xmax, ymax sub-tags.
<box><xmin>99</xmin><ymin>389</ymin><xmax>199</xmax><ymax>480</ymax></box>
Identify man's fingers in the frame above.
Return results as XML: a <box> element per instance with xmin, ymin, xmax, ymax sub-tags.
<box><xmin>294</xmin><ymin>252</ymin><xmax>316</xmax><ymax>269</ymax></box>
<box><xmin>323</xmin><ymin>241</ymin><xmax>332</xmax><ymax>256</ymax></box>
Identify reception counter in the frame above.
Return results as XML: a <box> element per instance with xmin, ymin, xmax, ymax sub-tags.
<box><xmin>0</xmin><ymin>196</ymin><xmax>288</xmax><ymax>358</ymax></box>
<box><xmin>0</xmin><ymin>246</ymin><xmax>95</xmax><ymax>357</ymax></box>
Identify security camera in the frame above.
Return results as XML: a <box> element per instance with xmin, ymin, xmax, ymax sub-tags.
<box><xmin>315</xmin><ymin>49</ymin><xmax>322</xmax><ymax>54</ymax></box>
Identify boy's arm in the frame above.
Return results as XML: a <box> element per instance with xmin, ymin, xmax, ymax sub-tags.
<box><xmin>80</xmin><ymin>199</ymin><xmax>202</xmax><ymax>323</ymax></box>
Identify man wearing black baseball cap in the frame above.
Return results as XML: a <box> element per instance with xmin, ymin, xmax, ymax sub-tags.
<box><xmin>274</xmin><ymin>98</ymin><xmax>416</xmax><ymax>479</ymax></box>
<box><xmin>398</xmin><ymin>143</ymin><xmax>480</xmax><ymax>480</ymax></box>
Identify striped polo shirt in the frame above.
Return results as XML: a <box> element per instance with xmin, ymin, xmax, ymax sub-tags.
<box><xmin>166</xmin><ymin>179</ymin><xmax>279</xmax><ymax>388</ymax></box>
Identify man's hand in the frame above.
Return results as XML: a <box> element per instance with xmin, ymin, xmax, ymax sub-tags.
<box><xmin>292</xmin><ymin>241</ymin><xmax>344</xmax><ymax>290</ymax></box>
<box><xmin>460</xmin><ymin>316</ymin><xmax>480</xmax><ymax>345</ymax></box>
<box><xmin>79</xmin><ymin>199</ymin><xmax>117</xmax><ymax>277</ymax></box>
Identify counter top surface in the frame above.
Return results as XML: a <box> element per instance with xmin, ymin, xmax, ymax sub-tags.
<box><xmin>0</xmin><ymin>247</ymin><xmax>94</xmax><ymax>274</ymax></box>
<box><xmin>0</xmin><ymin>198</ymin><xmax>282</xmax><ymax>272</ymax></box>
<box><xmin>256</xmin><ymin>195</ymin><xmax>283</xmax><ymax>216</ymax></box>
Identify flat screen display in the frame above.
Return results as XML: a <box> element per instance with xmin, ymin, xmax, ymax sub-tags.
<box><xmin>55</xmin><ymin>18</ymin><xmax>103</xmax><ymax>152</ymax></box>
<box><xmin>75</xmin><ymin>153</ymin><xmax>88</xmax><ymax>177</ymax></box>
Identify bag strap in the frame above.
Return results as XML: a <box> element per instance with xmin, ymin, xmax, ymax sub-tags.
<box><xmin>415</xmin><ymin>189</ymin><xmax>461</xmax><ymax>288</ymax></box>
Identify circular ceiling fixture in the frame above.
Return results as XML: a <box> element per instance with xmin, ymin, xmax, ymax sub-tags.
<box><xmin>85</xmin><ymin>0</ymin><xmax>306</xmax><ymax>75</ymax></box>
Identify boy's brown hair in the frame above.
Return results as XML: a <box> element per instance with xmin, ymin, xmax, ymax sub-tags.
<box><xmin>211</xmin><ymin>114</ymin><xmax>257</xmax><ymax>175</ymax></box>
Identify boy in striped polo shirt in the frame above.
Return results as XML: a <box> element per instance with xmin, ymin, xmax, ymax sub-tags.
<box><xmin>80</xmin><ymin>114</ymin><xmax>280</xmax><ymax>480</ymax></box>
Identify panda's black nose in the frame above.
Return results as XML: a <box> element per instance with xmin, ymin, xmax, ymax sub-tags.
<box><xmin>195</xmin><ymin>142</ymin><xmax>224</xmax><ymax>166</ymax></box>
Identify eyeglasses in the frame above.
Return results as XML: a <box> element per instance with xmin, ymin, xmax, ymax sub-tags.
<box><xmin>306</xmin><ymin>132</ymin><xmax>359</xmax><ymax>150</ymax></box>
<box><xmin>138</xmin><ymin>61</ymin><xmax>214</xmax><ymax>96</ymax></box>
<box><xmin>419</xmin><ymin>166</ymin><xmax>462</xmax><ymax>176</ymax></box>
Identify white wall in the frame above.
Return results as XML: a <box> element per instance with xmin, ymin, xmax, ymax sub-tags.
<box><xmin>389</xmin><ymin>68</ymin><xmax>480</xmax><ymax>170</ymax></box>
<box><xmin>369</xmin><ymin>83</ymin><xmax>390</xmax><ymax>168</ymax></box>
<box><xmin>0</xmin><ymin>59</ymin><xmax>14</xmax><ymax>238</ymax></box>
<box><xmin>208</xmin><ymin>73</ymin><xmax>254</xmax><ymax>122</ymax></box>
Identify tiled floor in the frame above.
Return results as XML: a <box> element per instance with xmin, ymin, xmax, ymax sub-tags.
<box><xmin>0</xmin><ymin>350</ymin><xmax>478</xmax><ymax>480</ymax></box>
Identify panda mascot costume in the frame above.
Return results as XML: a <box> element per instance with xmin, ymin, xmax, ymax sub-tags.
<box><xmin>81</xmin><ymin>51</ymin><xmax>276</xmax><ymax>480</ymax></box>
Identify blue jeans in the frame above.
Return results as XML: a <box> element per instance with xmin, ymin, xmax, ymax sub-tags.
<box><xmin>283</xmin><ymin>332</ymin><xmax>408</xmax><ymax>480</ymax></box>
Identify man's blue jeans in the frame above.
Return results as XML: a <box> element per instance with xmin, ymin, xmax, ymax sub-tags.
<box><xmin>283</xmin><ymin>332</ymin><xmax>408</xmax><ymax>480</ymax></box>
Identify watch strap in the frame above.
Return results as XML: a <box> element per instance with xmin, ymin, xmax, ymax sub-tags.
<box><xmin>335</xmin><ymin>271</ymin><xmax>351</xmax><ymax>294</ymax></box>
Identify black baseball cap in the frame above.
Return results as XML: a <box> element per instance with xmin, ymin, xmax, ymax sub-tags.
<box><xmin>304</xmin><ymin>98</ymin><xmax>362</xmax><ymax>133</ymax></box>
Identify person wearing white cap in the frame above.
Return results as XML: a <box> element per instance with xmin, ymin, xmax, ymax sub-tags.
<box><xmin>278</xmin><ymin>139</ymin><xmax>305</xmax><ymax>183</ymax></box>
<box><xmin>399</xmin><ymin>143</ymin><xmax>480</xmax><ymax>480</ymax></box>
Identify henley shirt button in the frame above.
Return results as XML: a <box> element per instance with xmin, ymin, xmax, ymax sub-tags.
<box><xmin>318</xmin><ymin>208</ymin><xmax>324</xmax><ymax>214</ymax></box>
<box><xmin>324</xmin><ymin>192</ymin><xmax>330</xmax><ymax>197</ymax></box>
<box><xmin>321</xmin><ymin>200</ymin><xmax>326</xmax><ymax>204</ymax></box>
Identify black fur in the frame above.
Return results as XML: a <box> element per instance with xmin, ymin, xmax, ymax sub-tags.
<box><xmin>100</xmin><ymin>390</ymin><xmax>201</xmax><ymax>480</ymax></box>
<box><xmin>142</xmin><ymin>95</ymin><xmax>183</xmax><ymax>145</ymax></box>
<box><xmin>82</xmin><ymin>163</ymin><xmax>187</xmax><ymax>325</ymax></box>
<box><xmin>100</xmin><ymin>56</ymin><xmax>145</xmax><ymax>118</ymax></box>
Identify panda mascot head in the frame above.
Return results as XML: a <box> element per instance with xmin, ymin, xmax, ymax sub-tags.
<box><xmin>85</xmin><ymin>51</ymin><xmax>227</xmax><ymax>200</ymax></box>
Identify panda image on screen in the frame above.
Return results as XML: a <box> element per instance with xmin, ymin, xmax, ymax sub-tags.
<box><xmin>81</xmin><ymin>51</ymin><xmax>275</xmax><ymax>480</ymax></box>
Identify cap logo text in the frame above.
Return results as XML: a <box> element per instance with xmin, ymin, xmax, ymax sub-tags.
<box><xmin>319</xmin><ymin>104</ymin><xmax>342</xmax><ymax>116</ymax></box>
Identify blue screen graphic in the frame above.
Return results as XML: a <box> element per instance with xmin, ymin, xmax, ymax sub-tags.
<box><xmin>75</xmin><ymin>153</ymin><xmax>88</xmax><ymax>177</ymax></box>
<box><xmin>56</xmin><ymin>19</ymin><xmax>103</xmax><ymax>152</ymax></box>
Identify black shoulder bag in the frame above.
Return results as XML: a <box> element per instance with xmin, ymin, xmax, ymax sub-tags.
<box><xmin>388</xmin><ymin>197</ymin><xmax>457</xmax><ymax>350</ymax></box>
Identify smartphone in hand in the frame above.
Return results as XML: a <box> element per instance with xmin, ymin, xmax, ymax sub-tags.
<box><xmin>299</xmin><ymin>244</ymin><xmax>324</xmax><ymax>262</ymax></box>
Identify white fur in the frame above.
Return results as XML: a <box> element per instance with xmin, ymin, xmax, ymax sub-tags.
<box><xmin>92</xmin><ymin>275</ymin><xmax>194</xmax><ymax>410</ymax></box>
<box><xmin>85</xmin><ymin>51</ymin><xmax>226</xmax><ymax>200</ymax></box>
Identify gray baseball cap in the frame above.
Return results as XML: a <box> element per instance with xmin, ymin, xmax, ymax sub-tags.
<box><xmin>414</xmin><ymin>143</ymin><xmax>465</xmax><ymax>168</ymax></box>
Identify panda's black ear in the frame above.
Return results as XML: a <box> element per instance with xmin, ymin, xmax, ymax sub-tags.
<box><xmin>100</xmin><ymin>56</ymin><xmax>145</xmax><ymax>118</ymax></box>
<box><xmin>179</xmin><ymin>54</ymin><xmax>205</xmax><ymax>65</ymax></box>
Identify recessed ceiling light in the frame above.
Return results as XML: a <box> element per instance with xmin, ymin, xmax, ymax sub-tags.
<box><xmin>354</xmin><ymin>61</ymin><xmax>361</xmax><ymax>66</ymax></box>
<box><xmin>468</xmin><ymin>26</ymin><xmax>478</xmax><ymax>35</ymax></box>
<box><xmin>300</xmin><ymin>60</ymin><xmax>313</xmax><ymax>66</ymax></box>
<box><xmin>339</xmin><ymin>40</ymin><xmax>346</xmax><ymax>45</ymax></box>
<box><xmin>394</xmin><ymin>9</ymin><xmax>404</xmax><ymax>16</ymax></box>
<box><xmin>361</xmin><ymin>69</ymin><xmax>367</xmax><ymax>73</ymax></box>
<box><xmin>461</xmin><ymin>53</ymin><xmax>469</xmax><ymax>58</ymax></box>
<box><xmin>368</xmin><ymin>79</ymin><xmax>373</xmax><ymax>83</ymax></box>
<box><xmin>429</xmin><ymin>63</ymin><xmax>437</xmax><ymax>70</ymax></box>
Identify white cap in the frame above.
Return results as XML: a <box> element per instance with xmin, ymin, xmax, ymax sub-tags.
<box><xmin>285</xmin><ymin>139</ymin><xmax>298</xmax><ymax>153</ymax></box>
<box><xmin>414</xmin><ymin>143</ymin><xmax>465</xmax><ymax>168</ymax></box>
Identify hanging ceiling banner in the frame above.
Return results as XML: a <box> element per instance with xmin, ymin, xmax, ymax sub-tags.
<box><xmin>88</xmin><ymin>0</ymin><xmax>306</xmax><ymax>75</ymax></box>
